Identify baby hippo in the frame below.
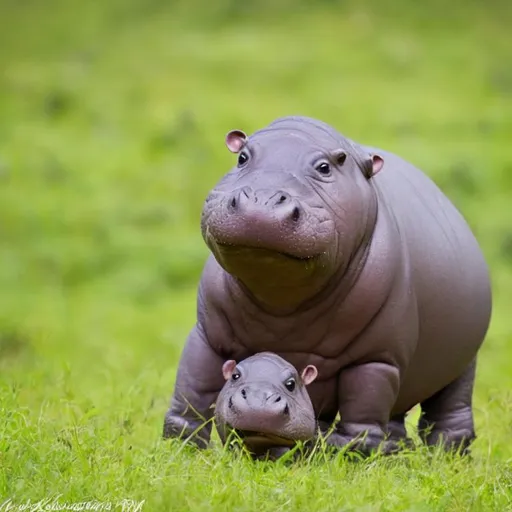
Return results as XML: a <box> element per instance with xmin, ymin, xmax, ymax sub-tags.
<box><xmin>214</xmin><ymin>352</ymin><xmax>318</xmax><ymax>457</ymax></box>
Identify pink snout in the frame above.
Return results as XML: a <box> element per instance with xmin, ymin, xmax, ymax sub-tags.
<box><xmin>228</xmin><ymin>386</ymin><xmax>290</xmax><ymax>433</ymax></box>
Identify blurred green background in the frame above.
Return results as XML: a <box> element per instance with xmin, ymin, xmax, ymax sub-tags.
<box><xmin>1</xmin><ymin>0</ymin><xmax>511</xmax><ymax>509</ymax></box>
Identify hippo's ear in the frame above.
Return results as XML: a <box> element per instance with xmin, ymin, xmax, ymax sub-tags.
<box><xmin>300</xmin><ymin>365</ymin><xmax>318</xmax><ymax>386</ymax></box>
<box><xmin>222</xmin><ymin>360</ymin><xmax>237</xmax><ymax>380</ymax></box>
<box><xmin>225</xmin><ymin>130</ymin><xmax>247</xmax><ymax>153</ymax></box>
<box><xmin>366</xmin><ymin>153</ymin><xmax>384</xmax><ymax>178</ymax></box>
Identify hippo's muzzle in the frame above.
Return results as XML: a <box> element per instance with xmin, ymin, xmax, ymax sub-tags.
<box><xmin>203</xmin><ymin>183</ymin><xmax>335</xmax><ymax>262</ymax></box>
<box><xmin>228</xmin><ymin>186</ymin><xmax>302</xmax><ymax>224</ymax></box>
<box><xmin>226</xmin><ymin>384</ymin><xmax>291</xmax><ymax>434</ymax></box>
<box><xmin>205</xmin><ymin>185</ymin><xmax>310</xmax><ymax>259</ymax></box>
<box><xmin>221</xmin><ymin>384</ymin><xmax>298</xmax><ymax>450</ymax></box>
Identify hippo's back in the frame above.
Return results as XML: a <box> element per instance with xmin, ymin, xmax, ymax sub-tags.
<box><xmin>368</xmin><ymin>148</ymin><xmax>492</xmax><ymax>412</ymax></box>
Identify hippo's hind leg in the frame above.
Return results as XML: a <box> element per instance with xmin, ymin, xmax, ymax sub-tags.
<box><xmin>418</xmin><ymin>358</ymin><xmax>477</xmax><ymax>455</ymax></box>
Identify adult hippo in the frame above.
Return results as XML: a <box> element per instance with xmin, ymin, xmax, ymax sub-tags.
<box><xmin>163</xmin><ymin>116</ymin><xmax>492</xmax><ymax>455</ymax></box>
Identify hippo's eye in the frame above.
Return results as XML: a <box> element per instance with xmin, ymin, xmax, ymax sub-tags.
<box><xmin>284</xmin><ymin>378</ymin><xmax>296</xmax><ymax>392</ymax></box>
<box><xmin>231</xmin><ymin>372</ymin><xmax>241</xmax><ymax>381</ymax></box>
<box><xmin>315</xmin><ymin>162</ymin><xmax>331</xmax><ymax>176</ymax></box>
<box><xmin>237</xmin><ymin>152</ymin><xmax>249</xmax><ymax>167</ymax></box>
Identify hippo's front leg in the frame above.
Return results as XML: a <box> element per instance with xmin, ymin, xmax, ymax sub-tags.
<box><xmin>328</xmin><ymin>362</ymin><xmax>401</xmax><ymax>455</ymax></box>
<box><xmin>163</xmin><ymin>324</ymin><xmax>226</xmax><ymax>448</ymax></box>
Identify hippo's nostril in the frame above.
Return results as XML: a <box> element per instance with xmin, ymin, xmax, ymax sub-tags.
<box><xmin>240</xmin><ymin>388</ymin><xmax>247</xmax><ymax>399</ymax></box>
<box><xmin>274</xmin><ymin>395</ymin><xmax>281</xmax><ymax>403</ymax></box>
<box><xmin>291</xmin><ymin>207</ymin><xmax>300</xmax><ymax>222</ymax></box>
<box><xmin>283</xmin><ymin>404</ymin><xmax>290</xmax><ymax>416</ymax></box>
<box><xmin>228</xmin><ymin>396</ymin><xmax>233</xmax><ymax>409</ymax></box>
<box><xmin>230</xmin><ymin>197</ymin><xmax>237</xmax><ymax>208</ymax></box>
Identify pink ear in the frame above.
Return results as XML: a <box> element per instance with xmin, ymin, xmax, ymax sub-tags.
<box><xmin>225</xmin><ymin>130</ymin><xmax>247</xmax><ymax>153</ymax></box>
<box><xmin>222</xmin><ymin>360</ymin><xmax>237</xmax><ymax>380</ymax></box>
<box><xmin>371</xmin><ymin>154</ymin><xmax>384</xmax><ymax>176</ymax></box>
<box><xmin>301</xmin><ymin>365</ymin><xmax>318</xmax><ymax>386</ymax></box>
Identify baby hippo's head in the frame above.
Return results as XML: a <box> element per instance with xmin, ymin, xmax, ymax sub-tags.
<box><xmin>214</xmin><ymin>352</ymin><xmax>318</xmax><ymax>454</ymax></box>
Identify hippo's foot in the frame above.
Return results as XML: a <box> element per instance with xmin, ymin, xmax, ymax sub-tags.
<box><xmin>252</xmin><ymin>446</ymin><xmax>294</xmax><ymax>461</ymax></box>
<box><xmin>327</xmin><ymin>434</ymin><xmax>402</xmax><ymax>456</ymax></box>
<box><xmin>419</xmin><ymin>426</ymin><xmax>474</xmax><ymax>455</ymax></box>
<box><xmin>163</xmin><ymin>414</ymin><xmax>210</xmax><ymax>449</ymax></box>
<box><xmin>418</xmin><ymin>359</ymin><xmax>477</xmax><ymax>456</ymax></box>
<box><xmin>324</xmin><ymin>423</ymin><xmax>404</xmax><ymax>457</ymax></box>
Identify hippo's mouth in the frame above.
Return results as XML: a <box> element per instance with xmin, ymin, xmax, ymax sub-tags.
<box><xmin>215</xmin><ymin>243</ymin><xmax>318</xmax><ymax>262</ymax></box>
<box><xmin>234</xmin><ymin>429</ymin><xmax>296</xmax><ymax>447</ymax></box>
<box><xmin>202</xmin><ymin>207</ymin><xmax>334</xmax><ymax>264</ymax></box>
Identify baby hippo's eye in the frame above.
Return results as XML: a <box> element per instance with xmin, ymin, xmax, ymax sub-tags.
<box><xmin>284</xmin><ymin>378</ymin><xmax>296</xmax><ymax>392</ymax></box>
<box><xmin>238</xmin><ymin>152</ymin><xmax>249</xmax><ymax>166</ymax></box>
<box><xmin>315</xmin><ymin>162</ymin><xmax>331</xmax><ymax>176</ymax></box>
<box><xmin>232</xmin><ymin>372</ymin><xmax>241</xmax><ymax>381</ymax></box>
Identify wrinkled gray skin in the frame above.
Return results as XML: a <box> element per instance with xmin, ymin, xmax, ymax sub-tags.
<box><xmin>163</xmin><ymin>116</ymin><xmax>492</xmax><ymax>456</ymax></box>
<box><xmin>214</xmin><ymin>352</ymin><xmax>318</xmax><ymax>457</ymax></box>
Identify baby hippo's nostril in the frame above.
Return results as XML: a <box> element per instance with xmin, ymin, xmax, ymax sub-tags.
<box><xmin>291</xmin><ymin>206</ymin><xmax>300</xmax><ymax>222</ymax></box>
<box><xmin>228</xmin><ymin>187</ymin><xmax>252</xmax><ymax>212</ymax></box>
<box><xmin>283</xmin><ymin>404</ymin><xmax>290</xmax><ymax>416</ymax></box>
<box><xmin>274</xmin><ymin>395</ymin><xmax>282</xmax><ymax>403</ymax></box>
<box><xmin>240</xmin><ymin>388</ymin><xmax>247</xmax><ymax>399</ymax></box>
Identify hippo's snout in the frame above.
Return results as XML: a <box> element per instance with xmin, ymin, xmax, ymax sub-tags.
<box><xmin>202</xmin><ymin>178</ymin><xmax>336</xmax><ymax>265</ymax></box>
<box><xmin>228</xmin><ymin>186</ymin><xmax>301</xmax><ymax>224</ymax></box>
<box><xmin>237</xmin><ymin>386</ymin><xmax>289</xmax><ymax>414</ymax></box>
<box><xmin>227</xmin><ymin>385</ymin><xmax>291</xmax><ymax>433</ymax></box>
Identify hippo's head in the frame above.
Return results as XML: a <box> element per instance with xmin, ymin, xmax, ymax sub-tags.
<box><xmin>202</xmin><ymin>116</ymin><xmax>384</xmax><ymax>312</ymax></box>
<box><xmin>214</xmin><ymin>352</ymin><xmax>318</xmax><ymax>454</ymax></box>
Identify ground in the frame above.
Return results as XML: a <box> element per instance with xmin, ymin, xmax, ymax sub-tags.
<box><xmin>0</xmin><ymin>0</ymin><xmax>511</xmax><ymax>510</ymax></box>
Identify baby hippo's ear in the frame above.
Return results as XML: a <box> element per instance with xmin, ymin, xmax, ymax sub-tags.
<box><xmin>225</xmin><ymin>130</ymin><xmax>247</xmax><ymax>153</ymax></box>
<box><xmin>365</xmin><ymin>153</ymin><xmax>384</xmax><ymax>178</ymax></box>
<box><xmin>300</xmin><ymin>365</ymin><xmax>318</xmax><ymax>386</ymax></box>
<box><xmin>222</xmin><ymin>360</ymin><xmax>237</xmax><ymax>380</ymax></box>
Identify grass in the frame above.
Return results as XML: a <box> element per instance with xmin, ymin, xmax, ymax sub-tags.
<box><xmin>1</xmin><ymin>0</ymin><xmax>512</xmax><ymax>510</ymax></box>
